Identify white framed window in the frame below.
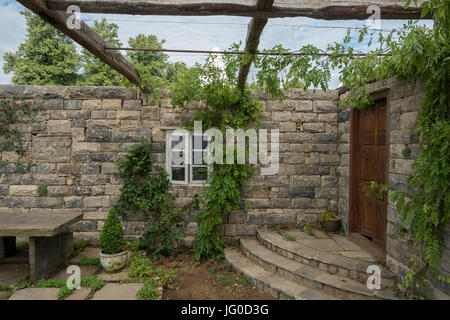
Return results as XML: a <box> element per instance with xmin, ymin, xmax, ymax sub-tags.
<box><xmin>166</xmin><ymin>131</ymin><xmax>211</xmax><ymax>185</ymax></box>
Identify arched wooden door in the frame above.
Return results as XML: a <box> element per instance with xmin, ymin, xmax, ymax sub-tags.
<box><xmin>350</xmin><ymin>93</ymin><xmax>388</xmax><ymax>252</ymax></box>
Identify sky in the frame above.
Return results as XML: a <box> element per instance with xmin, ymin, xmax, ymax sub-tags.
<box><xmin>0</xmin><ymin>0</ymin><xmax>433</xmax><ymax>88</ymax></box>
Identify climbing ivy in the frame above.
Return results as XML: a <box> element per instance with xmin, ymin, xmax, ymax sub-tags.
<box><xmin>171</xmin><ymin>52</ymin><xmax>261</xmax><ymax>260</ymax></box>
<box><xmin>113</xmin><ymin>139</ymin><xmax>196</xmax><ymax>257</ymax></box>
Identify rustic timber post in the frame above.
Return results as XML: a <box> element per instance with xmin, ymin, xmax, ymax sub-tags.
<box><xmin>237</xmin><ymin>0</ymin><xmax>274</xmax><ymax>90</ymax></box>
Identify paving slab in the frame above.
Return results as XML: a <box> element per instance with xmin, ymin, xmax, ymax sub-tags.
<box><xmin>51</xmin><ymin>265</ymin><xmax>100</xmax><ymax>280</ymax></box>
<box><xmin>311</xmin><ymin>229</ymin><xmax>330</xmax><ymax>239</ymax></box>
<box><xmin>331</xmin><ymin>235</ymin><xmax>362</xmax><ymax>251</ymax></box>
<box><xmin>284</xmin><ymin>230</ymin><xmax>316</xmax><ymax>241</ymax></box>
<box><xmin>70</xmin><ymin>247</ymin><xmax>101</xmax><ymax>264</ymax></box>
<box><xmin>97</xmin><ymin>268</ymin><xmax>137</xmax><ymax>282</ymax></box>
<box><xmin>65</xmin><ymin>287</ymin><xmax>91</xmax><ymax>300</ymax></box>
<box><xmin>339</xmin><ymin>250</ymin><xmax>375</xmax><ymax>260</ymax></box>
<box><xmin>0</xmin><ymin>263</ymin><xmax>29</xmax><ymax>287</ymax></box>
<box><xmin>8</xmin><ymin>287</ymin><xmax>59</xmax><ymax>300</ymax></box>
<box><xmin>300</xmin><ymin>238</ymin><xmax>344</xmax><ymax>251</ymax></box>
<box><xmin>91</xmin><ymin>283</ymin><xmax>143</xmax><ymax>300</ymax></box>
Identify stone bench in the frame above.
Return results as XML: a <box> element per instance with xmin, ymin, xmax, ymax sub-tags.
<box><xmin>0</xmin><ymin>211</ymin><xmax>83</xmax><ymax>283</ymax></box>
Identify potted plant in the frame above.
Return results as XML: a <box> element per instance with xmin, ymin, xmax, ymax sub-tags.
<box><xmin>318</xmin><ymin>211</ymin><xmax>341</xmax><ymax>232</ymax></box>
<box><xmin>98</xmin><ymin>208</ymin><xmax>127</xmax><ymax>272</ymax></box>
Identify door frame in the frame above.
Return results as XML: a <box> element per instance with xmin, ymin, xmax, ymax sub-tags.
<box><xmin>349</xmin><ymin>90</ymin><xmax>390</xmax><ymax>252</ymax></box>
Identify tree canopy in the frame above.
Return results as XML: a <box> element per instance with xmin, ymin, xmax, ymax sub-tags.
<box><xmin>3</xmin><ymin>10</ymin><xmax>189</xmax><ymax>87</ymax></box>
<box><xmin>3</xmin><ymin>10</ymin><xmax>80</xmax><ymax>85</ymax></box>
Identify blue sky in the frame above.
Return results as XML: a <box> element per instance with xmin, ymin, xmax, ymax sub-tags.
<box><xmin>0</xmin><ymin>0</ymin><xmax>433</xmax><ymax>88</ymax></box>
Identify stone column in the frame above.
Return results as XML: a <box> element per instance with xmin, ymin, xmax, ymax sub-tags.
<box><xmin>29</xmin><ymin>233</ymin><xmax>73</xmax><ymax>283</ymax></box>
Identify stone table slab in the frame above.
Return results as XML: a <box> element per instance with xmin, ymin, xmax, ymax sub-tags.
<box><xmin>0</xmin><ymin>212</ymin><xmax>83</xmax><ymax>237</ymax></box>
<box><xmin>8</xmin><ymin>287</ymin><xmax>59</xmax><ymax>300</ymax></box>
<box><xmin>91</xmin><ymin>283</ymin><xmax>143</xmax><ymax>300</ymax></box>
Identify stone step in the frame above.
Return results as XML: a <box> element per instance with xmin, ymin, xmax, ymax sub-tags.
<box><xmin>240</xmin><ymin>239</ymin><xmax>399</xmax><ymax>300</ymax></box>
<box><xmin>257</xmin><ymin>228</ymin><xmax>395</xmax><ymax>286</ymax></box>
<box><xmin>224</xmin><ymin>248</ymin><xmax>339</xmax><ymax>300</ymax></box>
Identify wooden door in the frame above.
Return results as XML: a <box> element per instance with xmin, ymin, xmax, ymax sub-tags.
<box><xmin>351</xmin><ymin>96</ymin><xmax>388</xmax><ymax>251</ymax></box>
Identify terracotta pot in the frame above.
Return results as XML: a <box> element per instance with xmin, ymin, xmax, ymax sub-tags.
<box><xmin>99</xmin><ymin>250</ymin><xmax>128</xmax><ymax>273</ymax></box>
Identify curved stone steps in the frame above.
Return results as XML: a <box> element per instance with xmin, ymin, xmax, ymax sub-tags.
<box><xmin>240</xmin><ymin>239</ymin><xmax>399</xmax><ymax>300</ymax></box>
<box><xmin>257</xmin><ymin>228</ymin><xmax>395</xmax><ymax>286</ymax></box>
<box><xmin>224</xmin><ymin>248</ymin><xmax>339</xmax><ymax>300</ymax></box>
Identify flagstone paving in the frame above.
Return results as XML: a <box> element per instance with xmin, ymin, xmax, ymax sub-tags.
<box><xmin>3</xmin><ymin>246</ymin><xmax>157</xmax><ymax>300</ymax></box>
<box><xmin>65</xmin><ymin>288</ymin><xmax>92</xmax><ymax>300</ymax></box>
<box><xmin>91</xmin><ymin>283</ymin><xmax>143</xmax><ymax>300</ymax></box>
<box><xmin>282</xmin><ymin>229</ymin><xmax>377</xmax><ymax>262</ymax></box>
<box><xmin>8</xmin><ymin>288</ymin><xmax>60</xmax><ymax>300</ymax></box>
<box><xmin>51</xmin><ymin>265</ymin><xmax>101</xmax><ymax>280</ymax></box>
<box><xmin>69</xmin><ymin>247</ymin><xmax>101</xmax><ymax>264</ymax></box>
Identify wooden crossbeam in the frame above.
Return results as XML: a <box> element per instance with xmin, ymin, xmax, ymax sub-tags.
<box><xmin>46</xmin><ymin>0</ymin><xmax>425</xmax><ymax>20</ymax></box>
<box><xmin>237</xmin><ymin>0</ymin><xmax>273</xmax><ymax>90</ymax></box>
<box><xmin>17</xmin><ymin>0</ymin><xmax>141</xmax><ymax>85</ymax></box>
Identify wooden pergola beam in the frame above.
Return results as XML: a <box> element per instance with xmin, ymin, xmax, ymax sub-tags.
<box><xmin>237</xmin><ymin>0</ymin><xmax>273</xmax><ymax>90</ymax></box>
<box><xmin>46</xmin><ymin>0</ymin><xmax>425</xmax><ymax>20</ymax></box>
<box><xmin>17</xmin><ymin>0</ymin><xmax>141</xmax><ymax>86</ymax></box>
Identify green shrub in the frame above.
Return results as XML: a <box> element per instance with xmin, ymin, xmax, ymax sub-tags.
<box><xmin>98</xmin><ymin>208</ymin><xmax>125</xmax><ymax>254</ymax></box>
<box><xmin>137</xmin><ymin>278</ymin><xmax>160</xmax><ymax>300</ymax></box>
<box><xmin>129</xmin><ymin>251</ymin><xmax>154</xmax><ymax>278</ymax></box>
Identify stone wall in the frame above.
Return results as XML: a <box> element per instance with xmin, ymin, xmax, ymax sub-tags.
<box><xmin>0</xmin><ymin>84</ymin><xmax>339</xmax><ymax>243</ymax></box>
<box><xmin>1</xmin><ymin>82</ymin><xmax>447</xmax><ymax>295</ymax></box>
<box><xmin>338</xmin><ymin>79</ymin><xmax>449</xmax><ymax>296</ymax></box>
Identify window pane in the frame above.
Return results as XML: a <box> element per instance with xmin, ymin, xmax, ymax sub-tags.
<box><xmin>192</xmin><ymin>135</ymin><xmax>208</xmax><ymax>150</ymax></box>
<box><xmin>193</xmin><ymin>150</ymin><xmax>203</xmax><ymax>165</ymax></box>
<box><xmin>192</xmin><ymin>166</ymin><xmax>208</xmax><ymax>181</ymax></box>
<box><xmin>171</xmin><ymin>134</ymin><xmax>185</xmax><ymax>149</ymax></box>
<box><xmin>172</xmin><ymin>167</ymin><xmax>185</xmax><ymax>181</ymax></box>
<box><xmin>171</xmin><ymin>151</ymin><xmax>185</xmax><ymax>165</ymax></box>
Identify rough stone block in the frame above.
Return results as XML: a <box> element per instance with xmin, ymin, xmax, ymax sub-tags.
<box><xmin>82</xmin><ymin>99</ymin><xmax>101</xmax><ymax>110</ymax></box>
<box><xmin>116</xmin><ymin>110</ymin><xmax>140</xmax><ymax>120</ymax></box>
<box><xmin>123</xmin><ymin>100</ymin><xmax>142</xmax><ymax>110</ymax></box>
<box><xmin>86</xmin><ymin>129</ymin><xmax>111</xmax><ymax>142</ymax></box>
<box><xmin>32</xmin><ymin>136</ymin><xmax>71</xmax><ymax>162</ymax></box>
<box><xmin>9</xmin><ymin>185</ymin><xmax>38</xmax><ymax>197</ymax></box>
<box><xmin>290</xmin><ymin>176</ymin><xmax>321</xmax><ymax>188</ymax></box>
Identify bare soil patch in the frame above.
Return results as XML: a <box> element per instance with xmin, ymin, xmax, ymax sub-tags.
<box><xmin>153</xmin><ymin>251</ymin><xmax>273</xmax><ymax>300</ymax></box>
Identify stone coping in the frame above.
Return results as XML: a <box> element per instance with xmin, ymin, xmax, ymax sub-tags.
<box><xmin>0</xmin><ymin>84</ymin><xmax>339</xmax><ymax>101</ymax></box>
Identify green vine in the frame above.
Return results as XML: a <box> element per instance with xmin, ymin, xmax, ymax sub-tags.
<box><xmin>171</xmin><ymin>52</ymin><xmax>262</xmax><ymax>260</ymax></box>
<box><xmin>113</xmin><ymin>139</ymin><xmax>195</xmax><ymax>258</ymax></box>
